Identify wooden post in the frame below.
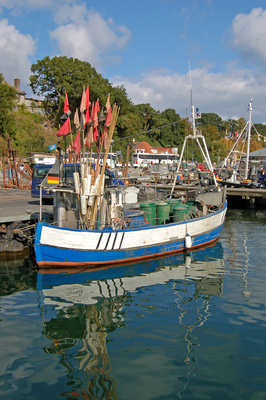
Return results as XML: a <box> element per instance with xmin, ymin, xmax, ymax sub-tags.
<box><xmin>124</xmin><ymin>143</ymin><xmax>131</xmax><ymax>177</ymax></box>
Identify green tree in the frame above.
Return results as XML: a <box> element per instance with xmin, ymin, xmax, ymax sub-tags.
<box><xmin>198</xmin><ymin>112</ymin><xmax>223</xmax><ymax>131</ymax></box>
<box><xmin>227</xmin><ymin>118</ymin><xmax>240</xmax><ymax>137</ymax></box>
<box><xmin>116</xmin><ymin>110</ymin><xmax>142</xmax><ymax>140</ymax></box>
<box><xmin>160</xmin><ymin>108</ymin><xmax>183</xmax><ymax>147</ymax></box>
<box><xmin>110</xmin><ymin>85</ymin><xmax>132</xmax><ymax>115</ymax></box>
<box><xmin>29</xmin><ymin>56</ymin><xmax>130</xmax><ymax>123</ymax></box>
<box><xmin>254</xmin><ymin>123</ymin><xmax>266</xmax><ymax>137</ymax></box>
<box><xmin>237</xmin><ymin>117</ymin><xmax>247</xmax><ymax>134</ymax></box>
<box><xmin>0</xmin><ymin>73</ymin><xmax>17</xmax><ymax>140</ymax></box>
<box><xmin>12</xmin><ymin>109</ymin><xmax>56</xmax><ymax>156</ymax></box>
<box><xmin>134</xmin><ymin>104</ymin><xmax>163</xmax><ymax>143</ymax></box>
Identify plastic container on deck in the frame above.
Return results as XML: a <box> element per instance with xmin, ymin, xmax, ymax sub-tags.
<box><xmin>156</xmin><ymin>202</ymin><xmax>170</xmax><ymax>225</ymax></box>
<box><xmin>167</xmin><ymin>199</ymin><xmax>182</xmax><ymax>213</ymax></box>
<box><xmin>172</xmin><ymin>204</ymin><xmax>190</xmax><ymax>222</ymax></box>
<box><xmin>139</xmin><ymin>202</ymin><xmax>157</xmax><ymax>226</ymax></box>
<box><xmin>185</xmin><ymin>201</ymin><xmax>199</xmax><ymax>216</ymax></box>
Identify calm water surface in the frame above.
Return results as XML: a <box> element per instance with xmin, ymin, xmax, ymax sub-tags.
<box><xmin>0</xmin><ymin>208</ymin><xmax>266</xmax><ymax>400</ymax></box>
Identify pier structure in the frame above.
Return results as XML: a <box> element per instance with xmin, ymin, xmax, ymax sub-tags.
<box><xmin>136</xmin><ymin>183</ymin><xmax>266</xmax><ymax>207</ymax></box>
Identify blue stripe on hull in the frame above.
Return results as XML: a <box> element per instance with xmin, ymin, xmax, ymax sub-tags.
<box><xmin>35</xmin><ymin>223</ymin><xmax>224</xmax><ymax>268</ymax></box>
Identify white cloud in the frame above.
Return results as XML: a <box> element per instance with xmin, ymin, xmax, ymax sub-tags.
<box><xmin>0</xmin><ymin>19</ymin><xmax>36</xmax><ymax>91</ymax></box>
<box><xmin>111</xmin><ymin>67</ymin><xmax>266</xmax><ymax>123</ymax></box>
<box><xmin>53</xmin><ymin>3</ymin><xmax>88</xmax><ymax>25</ymax></box>
<box><xmin>231</xmin><ymin>7</ymin><xmax>266</xmax><ymax>67</ymax></box>
<box><xmin>0</xmin><ymin>0</ymin><xmax>53</xmax><ymax>13</ymax></box>
<box><xmin>49</xmin><ymin>9</ymin><xmax>131</xmax><ymax>70</ymax></box>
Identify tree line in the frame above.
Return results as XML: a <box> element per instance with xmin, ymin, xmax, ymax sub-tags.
<box><xmin>0</xmin><ymin>56</ymin><xmax>265</xmax><ymax>162</ymax></box>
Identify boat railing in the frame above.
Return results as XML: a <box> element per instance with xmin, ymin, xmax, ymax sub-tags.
<box><xmin>47</xmin><ymin>200</ymin><xmax>220</xmax><ymax>230</ymax></box>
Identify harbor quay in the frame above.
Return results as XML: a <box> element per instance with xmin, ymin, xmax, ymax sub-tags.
<box><xmin>0</xmin><ymin>188</ymin><xmax>52</xmax><ymax>256</ymax></box>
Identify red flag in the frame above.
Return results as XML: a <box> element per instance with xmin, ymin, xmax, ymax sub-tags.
<box><xmin>80</xmin><ymin>89</ymin><xmax>86</xmax><ymax>113</ymax></box>
<box><xmin>85</xmin><ymin>86</ymin><xmax>90</xmax><ymax>109</ymax></box>
<box><xmin>93</xmin><ymin>127</ymin><xmax>99</xmax><ymax>142</ymax></box>
<box><xmin>93</xmin><ymin>98</ymin><xmax>100</xmax><ymax>128</ymax></box>
<box><xmin>56</xmin><ymin>118</ymin><xmax>71</xmax><ymax>136</ymax></box>
<box><xmin>84</xmin><ymin>108</ymin><xmax>90</xmax><ymax>125</ymax></box>
<box><xmin>90</xmin><ymin>102</ymin><xmax>95</xmax><ymax>124</ymax></box>
<box><xmin>73</xmin><ymin>131</ymin><xmax>81</xmax><ymax>154</ymax></box>
<box><xmin>105</xmin><ymin>107</ymin><xmax>112</xmax><ymax>127</ymax></box>
<box><xmin>95</xmin><ymin>98</ymin><xmax>100</xmax><ymax>114</ymax></box>
<box><xmin>64</xmin><ymin>92</ymin><xmax>69</xmax><ymax>114</ymax></box>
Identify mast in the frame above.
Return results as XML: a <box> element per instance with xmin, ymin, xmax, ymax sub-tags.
<box><xmin>170</xmin><ymin>87</ymin><xmax>218</xmax><ymax>197</ymax></box>
<box><xmin>245</xmin><ymin>98</ymin><xmax>253</xmax><ymax>180</ymax></box>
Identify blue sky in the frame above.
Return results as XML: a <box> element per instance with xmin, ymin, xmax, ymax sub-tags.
<box><xmin>1</xmin><ymin>0</ymin><xmax>266</xmax><ymax>124</ymax></box>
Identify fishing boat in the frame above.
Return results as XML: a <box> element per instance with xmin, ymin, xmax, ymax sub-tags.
<box><xmin>218</xmin><ymin>98</ymin><xmax>266</xmax><ymax>188</ymax></box>
<box><xmin>34</xmin><ymin>96</ymin><xmax>227</xmax><ymax>269</ymax></box>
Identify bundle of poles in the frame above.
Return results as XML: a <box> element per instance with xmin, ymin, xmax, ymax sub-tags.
<box><xmin>56</xmin><ymin>87</ymin><xmax>120</xmax><ymax>230</ymax></box>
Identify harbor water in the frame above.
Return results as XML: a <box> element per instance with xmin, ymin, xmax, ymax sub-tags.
<box><xmin>0</xmin><ymin>207</ymin><xmax>265</xmax><ymax>400</ymax></box>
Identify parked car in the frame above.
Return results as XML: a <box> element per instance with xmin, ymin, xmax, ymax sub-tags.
<box><xmin>31</xmin><ymin>164</ymin><xmax>55</xmax><ymax>200</ymax></box>
<box><xmin>31</xmin><ymin>163</ymin><xmax>124</xmax><ymax>201</ymax></box>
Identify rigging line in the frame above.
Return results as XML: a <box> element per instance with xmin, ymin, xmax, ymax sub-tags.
<box><xmin>251</xmin><ymin>123</ymin><xmax>266</xmax><ymax>139</ymax></box>
<box><xmin>253</xmin><ymin>105</ymin><xmax>266</xmax><ymax>115</ymax></box>
<box><xmin>112</xmin><ymin>119</ymin><xmax>183</xmax><ymax>142</ymax></box>
<box><xmin>241</xmin><ymin>109</ymin><xmax>249</xmax><ymax>119</ymax></box>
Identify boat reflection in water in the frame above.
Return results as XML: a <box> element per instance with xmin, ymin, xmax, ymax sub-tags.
<box><xmin>37</xmin><ymin>242</ymin><xmax>224</xmax><ymax>399</ymax></box>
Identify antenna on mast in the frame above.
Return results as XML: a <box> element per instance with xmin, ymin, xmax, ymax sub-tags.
<box><xmin>188</xmin><ymin>61</ymin><xmax>193</xmax><ymax>107</ymax></box>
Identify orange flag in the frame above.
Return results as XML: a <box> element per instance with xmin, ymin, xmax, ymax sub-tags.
<box><xmin>56</xmin><ymin>118</ymin><xmax>71</xmax><ymax>136</ymax></box>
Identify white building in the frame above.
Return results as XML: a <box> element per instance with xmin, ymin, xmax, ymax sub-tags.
<box><xmin>30</xmin><ymin>153</ymin><xmax>56</xmax><ymax>165</ymax></box>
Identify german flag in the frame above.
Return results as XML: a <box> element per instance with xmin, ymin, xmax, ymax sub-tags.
<box><xmin>47</xmin><ymin>174</ymin><xmax>59</xmax><ymax>185</ymax></box>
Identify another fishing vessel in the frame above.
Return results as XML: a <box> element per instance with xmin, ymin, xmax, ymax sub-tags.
<box><xmin>34</xmin><ymin>94</ymin><xmax>227</xmax><ymax>269</ymax></box>
<box><xmin>218</xmin><ymin>99</ymin><xmax>266</xmax><ymax>188</ymax></box>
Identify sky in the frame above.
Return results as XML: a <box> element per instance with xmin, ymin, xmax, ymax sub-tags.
<box><xmin>1</xmin><ymin>0</ymin><xmax>266</xmax><ymax>124</ymax></box>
